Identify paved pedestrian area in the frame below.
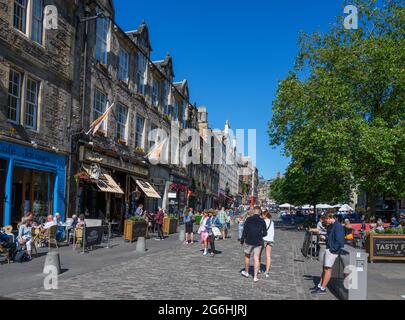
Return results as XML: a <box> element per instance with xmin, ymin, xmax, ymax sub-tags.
<box><xmin>2</xmin><ymin>223</ymin><xmax>335</xmax><ymax>300</ymax></box>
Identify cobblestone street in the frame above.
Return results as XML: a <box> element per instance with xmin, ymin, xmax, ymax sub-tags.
<box><xmin>3</xmin><ymin>224</ymin><xmax>335</xmax><ymax>300</ymax></box>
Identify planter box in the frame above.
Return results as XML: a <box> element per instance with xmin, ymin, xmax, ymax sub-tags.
<box><xmin>124</xmin><ymin>220</ymin><xmax>147</xmax><ymax>242</ymax></box>
<box><xmin>163</xmin><ymin>217</ymin><xmax>178</xmax><ymax>235</ymax></box>
<box><xmin>366</xmin><ymin>233</ymin><xmax>405</xmax><ymax>262</ymax></box>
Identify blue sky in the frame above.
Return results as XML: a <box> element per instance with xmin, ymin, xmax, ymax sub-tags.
<box><xmin>114</xmin><ymin>0</ymin><xmax>344</xmax><ymax>179</ymax></box>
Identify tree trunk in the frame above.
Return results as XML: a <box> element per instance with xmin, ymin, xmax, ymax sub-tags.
<box><xmin>367</xmin><ymin>191</ymin><xmax>377</xmax><ymax>220</ymax></box>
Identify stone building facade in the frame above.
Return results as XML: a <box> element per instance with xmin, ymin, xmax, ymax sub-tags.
<box><xmin>0</xmin><ymin>0</ymin><xmax>82</xmax><ymax>226</ymax></box>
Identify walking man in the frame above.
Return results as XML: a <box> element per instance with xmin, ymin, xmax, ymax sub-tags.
<box><xmin>155</xmin><ymin>207</ymin><xmax>164</xmax><ymax>241</ymax></box>
<box><xmin>217</xmin><ymin>207</ymin><xmax>227</xmax><ymax>240</ymax></box>
<box><xmin>183</xmin><ymin>208</ymin><xmax>194</xmax><ymax>244</ymax></box>
<box><xmin>240</xmin><ymin>206</ymin><xmax>267</xmax><ymax>282</ymax></box>
<box><xmin>312</xmin><ymin>213</ymin><xmax>345</xmax><ymax>295</ymax></box>
<box><xmin>136</xmin><ymin>204</ymin><xmax>144</xmax><ymax>216</ymax></box>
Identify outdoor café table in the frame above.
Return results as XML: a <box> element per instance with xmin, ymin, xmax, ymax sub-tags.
<box><xmin>61</xmin><ymin>223</ymin><xmax>73</xmax><ymax>243</ymax></box>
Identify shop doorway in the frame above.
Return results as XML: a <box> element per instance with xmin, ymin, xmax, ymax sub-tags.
<box><xmin>11</xmin><ymin>167</ymin><xmax>54</xmax><ymax>227</ymax></box>
<box><xmin>0</xmin><ymin>159</ymin><xmax>6</xmax><ymax>225</ymax></box>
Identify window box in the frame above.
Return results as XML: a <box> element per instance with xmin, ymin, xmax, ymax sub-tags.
<box><xmin>163</xmin><ymin>216</ymin><xmax>179</xmax><ymax>235</ymax></box>
<box><xmin>96</xmin><ymin>61</ymin><xmax>108</xmax><ymax>73</ymax></box>
<box><xmin>134</xmin><ymin>147</ymin><xmax>145</xmax><ymax>155</ymax></box>
<box><xmin>134</xmin><ymin>92</ymin><xmax>146</xmax><ymax>103</ymax></box>
<box><xmin>163</xmin><ymin>114</ymin><xmax>172</xmax><ymax>122</ymax></box>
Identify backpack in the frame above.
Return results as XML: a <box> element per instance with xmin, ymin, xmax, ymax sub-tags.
<box><xmin>14</xmin><ymin>250</ymin><xmax>27</xmax><ymax>263</ymax></box>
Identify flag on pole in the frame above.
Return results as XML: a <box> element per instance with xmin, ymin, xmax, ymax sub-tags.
<box><xmin>86</xmin><ymin>99</ymin><xmax>115</xmax><ymax>136</ymax></box>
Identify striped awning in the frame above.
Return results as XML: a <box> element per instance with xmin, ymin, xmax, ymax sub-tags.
<box><xmin>132</xmin><ymin>177</ymin><xmax>161</xmax><ymax>199</ymax></box>
<box><xmin>81</xmin><ymin>165</ymin><xmax>124</xmax><ymax>194</ymax></box>
<box><xmin>96</xmin><ymin>173</ymin><xmax>124</xmax><ymax>194</ymax></box>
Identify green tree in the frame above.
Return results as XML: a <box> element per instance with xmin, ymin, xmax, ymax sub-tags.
<box><xmin>269</xmin><ymin>0</ymin><xmax>405</xmax><ymax>216</ymax></box>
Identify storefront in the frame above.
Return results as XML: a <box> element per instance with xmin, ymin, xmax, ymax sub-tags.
<box><xmin>148</xmin><ymin>165</ymin><xmax>170</xmax><ymax>213</ymax></box>
<box><xmin>0</xmin><ymin>140</ymin><xmax>66</xmax><ymax>227</ymax></box>
<box><xmin>76</xmin><ymin>146</ymin><xmax>159</xmax><ymax>230</ymax></box>
<box><xmin>169</xmin><ymin>169</ymin><xmax>190</xmax><ymax>215</ymax></box>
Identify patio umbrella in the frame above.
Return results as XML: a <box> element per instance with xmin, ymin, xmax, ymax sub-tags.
<box><xmin>301</xmin><ymin>204</ymin><xmax>314</xmax><ymax>210</ymax></box>
<box><xmin>339</xmin><ymin>204</ymin><xmax>354</xmax><ymax>212</ymax></box>
<box><xmin>316</xmin><ymin>204</ymin><xmax>333</xmax><ymax>209</ymax></box>
<box><xmin>279</xmin><ymin>203</ymin><xmax>294</xmax><ymax>209</ymax></box>
<box><xmin>333</xmin><ymin>204</ymin><xmax>343</xmax><ymax>208</ymax></box>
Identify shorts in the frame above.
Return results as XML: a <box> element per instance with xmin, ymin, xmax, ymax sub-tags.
<box><xmin>185</xmin><ymin>222</ymin><xmax>193</xmax><ymax>234</ymax></box>
<box><xmin>324</xmin><ymin>249</ymin><xmax>338</xmax><ymax>268</ymax></box>
<box><xmin>221</xmin><ymin>223</ymin><xmax>228</xmax><ymax>230</ymax></box>
<box><xmin>200</xmin><ymin>232</ymin><xmax>209</xmax><ymax>243</ymax></box>
<box><xmin>264</xmin><ymin>241</ymin><xmax>274</xmax><ymax>247</ymax></box>
<box><xmin>243</xmin><ymin>244</ymin><xmax>263</xmax><ymax>257</ymax></box>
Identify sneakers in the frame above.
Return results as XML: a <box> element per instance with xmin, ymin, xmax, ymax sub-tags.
<box><xmin>253</xmin><ymin>277</ymin><xmax>259</xmax><ymax>283</ymax></box>
<box><xmin>155</xmin><ymin>238</ymin><xmax>161</xmax><ymax>241</ymax></box>
<box><xmin>310</xmin><ymin>284</ymin><xmax>321</xmax><ymax>291</ymax></box>
<box><xmin>311</xmin><ymin>288</ymin><xmax>327</xmax><ymax>295</ymax></box>
<box><xmin>241</xmin><ymin>271</ymin><xmax>250</xmax><ymax>278</ymax></box>
<box><xmin>203</xmin><ymin>250</ymin><xmax>208</xmax><ymax>256</ymax></box>
<box><xmin>184</xmin><ymin>241</ymin><xmax>189</xmax><ymax>245</ymax></box>
<box><xmin>265</xmin><ymin>273</ymin><xmax>270</xmax><ymax>278</ymax></box>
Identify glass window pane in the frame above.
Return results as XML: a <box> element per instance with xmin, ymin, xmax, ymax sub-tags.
<box><xmin>13</xmin><ymin>0</ymin><xmax>27</xmax><ymax>33</ymax></box>
<box><xmin>7</xmin><ymin>70</ymin><xmax>21</xmax><ymax>123</ymax></box>
<box><xmin>31</xmin><ymin>0</ymin><xmax>43</xmax><ymax>43</ymax></box>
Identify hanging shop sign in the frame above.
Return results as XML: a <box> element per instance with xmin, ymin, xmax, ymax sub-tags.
<box><xmin>82</xmin><ymin>148</ymin><xmax>149</xmax><ymax>177</ymax></box>
<box><xmin>168</xmin><ymin>193</ymin><xmax>177</xmax><ymax>199</ymax></box>
<box><xmin>89</xmin><ymin>163</ymin><xmax>101</xmax><ymax>180</ymax></box>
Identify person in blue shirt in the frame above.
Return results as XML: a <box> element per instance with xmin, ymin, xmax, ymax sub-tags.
<box><xmin>205</xmin><ymin>210</ymin><xmax>221</xmax><ymax>257</ymax></box>
<box><xmin>390</xmin><ymin>217</ymin><xmax>400</xmax><ymax>228</ymax></box>
<box><xmin>312</xmin><ymin>213</ymin><xmax>345</xmax><ymax>295</ymax></box>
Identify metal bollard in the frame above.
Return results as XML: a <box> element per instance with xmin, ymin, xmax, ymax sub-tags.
<box><xmin>136</xmin><ymin>237</ymin><xmax>146</xmax><ymax>253</ymax></box>
<box><xmin>43</xmin><ymin>251</ymin><xmax>61</xmax><ymax>275</ymax></box>
<box><xmin>179</xmin><ymin>228</ymin><xmax>185</xmax><ymax>241</ymax></box>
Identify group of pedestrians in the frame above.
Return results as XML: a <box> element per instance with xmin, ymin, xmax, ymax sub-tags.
<box><xmin>182</xmin><ymin>205</ymin><xmax>275</xmax><ymax>282</ymax></box>
<box><xmin>240</xmin><ymin>206</ymin><xmax>275</xmax><ymax>282</ymax></box>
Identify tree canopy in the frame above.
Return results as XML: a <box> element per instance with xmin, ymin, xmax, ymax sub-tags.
<box><xmin>268</xmin><ymin>0</ymin><xmax>405</xmax><ymax>215</ymax></box>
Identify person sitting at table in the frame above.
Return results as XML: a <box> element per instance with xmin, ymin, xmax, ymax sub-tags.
<box><xmin>77</xmin><ymin>214</ymin><xmax>86</xmax><ymax>227</ymax></box>
<box><xmin>390</xmin><ymin>217</ymin><xmax>400</xmax><ymax>228</ymax></box>
<box><xmin>17</xmin><ymin>217</ymin><xmax>33</xmax><ymax>261</ymax></box>
<box><xmin>343</xmin><ymin>219</ymin><xmax>354</xmax><ymax>243</ymax></box>
<box><xmin>376</xmin><ymin>219</ymin><xmax>385</xmax><ymax>233</ymax></box>
<box><xmin>309</xmin><ymin>215</ymin><xmax>328</xmax><ymax>237</ymax></box>
<box><xmin>53</xmin><ymin>213</ymin><xmax>64</xmax><ymax>242</ymax></box>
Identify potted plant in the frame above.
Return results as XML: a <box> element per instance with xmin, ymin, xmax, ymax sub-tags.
<box><xmin>124</xmin><ymin>215</ymin><xmax>147</xmax><ymax>242</ymax></box>
<box><xmin>135</xmin><ymin>147</ymin><xmax>145</xmax><ymax>155</ymax></box>
<box><xmin>163</xmin><ymin>214</ymin><xmax>179</xmax><ymax>235</ymax></box>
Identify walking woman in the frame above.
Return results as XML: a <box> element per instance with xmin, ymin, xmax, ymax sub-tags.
<box><xmin>206</xmin><ymin>210</ymin><xmax>221</xmax><ymax>257</ymax></box>
<box><xmin>237</xmin><ymin>214</ymin><xmax>245</xmax><ymax>241</ymax></box>
<box><xmin>198</xmin><ymin>211</ymin><xmax>210</xmax><ymax>255</ymax></box>
<box><xmin>260</xmin><ymin>210</ymin><xmax>275</xmax><ymax>278</ymax></box>
<box><xmin>155</xmin><ymin>207</ymin><xmax>164</xmax><ymax>241</ymax></box>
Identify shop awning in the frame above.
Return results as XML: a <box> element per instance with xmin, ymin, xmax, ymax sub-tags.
<box><xmin>132</xmin><ymin>177</ymin><xmax>161</xmax><ymax>199</ymax></box>
<box><xmin>97</xmin><ymin>173</ymin><xmax>124</xmax><ymax>194</ymax></box>
<box><xmin>81</xmin><ymin>165</ymin><xmax>124</xmax><ymax>194</ymax></box>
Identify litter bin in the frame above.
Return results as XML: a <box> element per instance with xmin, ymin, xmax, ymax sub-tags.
<box><xmin>330</xmin><ymin>246</ymin><xmax>368</xmax><ymax>300</ymax></box>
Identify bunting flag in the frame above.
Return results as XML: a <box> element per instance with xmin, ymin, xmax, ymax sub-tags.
<box><xmin>86</xmin><ymin>99</ymin><xmax>115</xmax><ymax>136</ymax></box>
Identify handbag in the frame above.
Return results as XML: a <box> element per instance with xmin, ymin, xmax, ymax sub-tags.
<box><xmin>212</xmin><ymin>227</ymin><xmax>222</xmax><ymax>237</ymax></box>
